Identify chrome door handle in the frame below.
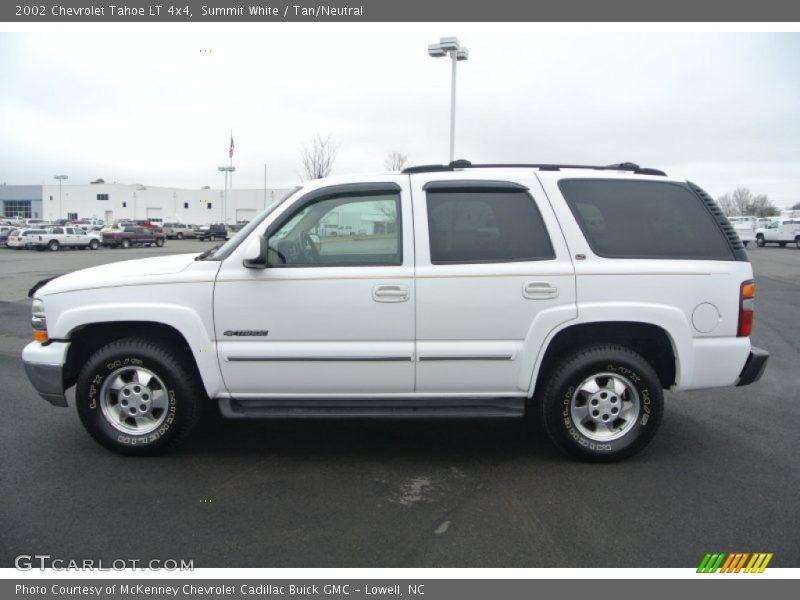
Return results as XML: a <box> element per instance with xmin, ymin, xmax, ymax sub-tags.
<box><xmin>373</xmin><ymin>285</ymin><xmax>410</xmax><ymax>303</ymax></box>
<box><xmin>523</xmin><ymin>281</ymin><xmax>558</xmax><ymax>299</ymax></box>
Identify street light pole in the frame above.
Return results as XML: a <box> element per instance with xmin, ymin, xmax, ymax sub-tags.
<box><xmin>54</xmin><ymin>175</ymin><xmax>68</xmax><ymax>220</ymax></box>
<box><xmin>218</xmin><ymin>166</ymin><xmax>235</xmax><ymax>224</ymax></box>
<box><xmin>428</xmin><ymin>37</ymin><xmax>469</xmax><ymax>163</ymax></box>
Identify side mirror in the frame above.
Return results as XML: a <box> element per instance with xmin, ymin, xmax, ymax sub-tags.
<box><xmin>242</xmin><ymin>235</ymin><xmax>268</xmax><ymax>269</ymax></box>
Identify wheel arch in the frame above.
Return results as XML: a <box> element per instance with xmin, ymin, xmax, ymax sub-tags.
<box><xmin>531</xmin><ymin>321</ymin><xmax>679</xmax><ymax>398</ymax></box>
<box><xmin>62</xmin><ymin>318</ymin><xmax>220</xmax><ymax>399</ymax></box>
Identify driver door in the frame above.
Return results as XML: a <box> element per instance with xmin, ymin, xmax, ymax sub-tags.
<box><xmin>213</xmin><ymin>181</ymin><xmax>415</xmax><ymax>397</ymax></box>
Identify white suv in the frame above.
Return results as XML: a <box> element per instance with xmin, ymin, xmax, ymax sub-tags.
<box><xmin>22</xmin><ymin>162</ymin><xmax>769</xmax><ymax>460</ymax></box>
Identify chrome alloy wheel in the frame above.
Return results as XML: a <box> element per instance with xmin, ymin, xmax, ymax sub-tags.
<box><xmin>99</xmin><ymin>366</ymin><xmax>169</xmax><ymax>435</ymax></box>
<box><xmin>569</xmin><ymin>372</ymin><xmax>641</xmax><ymax>442</ymax></box>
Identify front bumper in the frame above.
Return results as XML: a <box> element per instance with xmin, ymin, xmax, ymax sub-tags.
<box><xmin>21</xmin><ymin>341</ymin><xmax>70</xmax><ymax>407</ymax></box>
<box><xmin>736</xmin><ymin>346</ymin><xmax>769</xmax><ymax>387</ymax></box>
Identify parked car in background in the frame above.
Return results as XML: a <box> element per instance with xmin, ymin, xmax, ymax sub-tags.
<box><xmin>30</xmin><ymin>227</ymin><xmax>102</xmax><ymax>251</ymax></box>
<box><xmin>102</xmin><ymin>226</ymin><xmax>166</xmax><ymax>248</ymax></box>
<box><xmin>0</xmin><ymin>226</ymin><xmax>13</xmax><ymax>246</ymax></box>
<box><xmin>197</xmin><ymin>223</ymin><xmax>228</xmax><ymax>241</ymax></box>
<box><xmin>162</xmin><ymin>223</ymin><xmax>196</xmax><ymax>240</ymax></box>
<box><xmin>25</xmin><ymin>219</ymin><xmax>48</xmax><ymax>227</ymax></box>
<box><xmin>727</xmin><ymin>216</ymin><xmax>757</xmax><ymax>247</ymax></box>
<box><xmin>6</xmin><ymin>228</ymin><xmax>47</xmax><ymax>249</ymax></box>
<box><xmin>755</xmin><ymin>219</ymin><xmax>800</xmax><ymax>248</ymax></box>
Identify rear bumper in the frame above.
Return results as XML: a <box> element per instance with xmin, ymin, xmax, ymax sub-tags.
<box><xmin>736</xmin><ymin>346</ymin><xmax>769</xmax><ymax>387</ymax></box>
<box><xmin>21</xmin><ymin>341</ymin><xmax>70</xmax><ymax>407</ymax></box>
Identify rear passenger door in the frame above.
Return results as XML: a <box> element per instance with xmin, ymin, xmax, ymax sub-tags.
<box><xmin>411</xmin><ymin>174</ymin><xmax>577</xmax><ymax>395</ymax></box>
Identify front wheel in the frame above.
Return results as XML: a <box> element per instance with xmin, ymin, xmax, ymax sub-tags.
<box><xmin>89</xmin><ymin>239</ymin><xmax>100</xmax><ymax>250</ymax></box>
<box><xmin>539</xmin><ymin>345</ymin><xmax>664</xmax><ymax>462</ymax></box>
<box><xmin>121</xmin><ymin>238</ymin><xmax>131</xmax><ymax>249</ymax></box>
<box><xmin>76</xmin><ymin>338</ymin><xmax>203</xmax><ymax>455</ymax></box>
<box><xmin>756</xmin><ymin>235</ymin><xmax>765</xmax><ymax>247</ymax></box>
<box><xmin>795</xmin><ymin>236</ymin><xmax>800</xmax><ymax>249</ymax></box>
<box><xmin>176</xmin><ymin>232</ymin><xmax>183</xmax><ymax>240</ymax></box>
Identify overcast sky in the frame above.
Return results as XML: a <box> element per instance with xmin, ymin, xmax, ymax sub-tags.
<box><xmin>1</xmin><ymin>26</ymin><xmax>798</xmax><ymax>206</ymax></box>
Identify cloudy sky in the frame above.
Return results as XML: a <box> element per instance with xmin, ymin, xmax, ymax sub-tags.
<box><xmin>1</xmin><ymin>26</ymin><xmax>798</xmax><ymax>206</ymax></box>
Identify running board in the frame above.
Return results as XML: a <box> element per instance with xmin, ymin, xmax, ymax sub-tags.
<box><xmin>218</xmin><ymin>397</ymin><xmax>525</xmax><ymax>419</ymax></box>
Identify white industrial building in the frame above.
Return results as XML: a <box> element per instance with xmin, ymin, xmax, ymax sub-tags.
<box><xmin>19</xmin><ymin>182</ymin><xmax>293</xmax><ymax>225</ymax></box>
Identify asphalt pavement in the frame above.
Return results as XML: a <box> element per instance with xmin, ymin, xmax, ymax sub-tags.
<box><xmin>0</xmin><ymin>243</ymin><xmax>798</xmax><ymax>568</ymax></box>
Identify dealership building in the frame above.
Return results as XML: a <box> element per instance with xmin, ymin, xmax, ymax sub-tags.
<box><xmin>1</xmin><ymin>182</ymin><xmax>292</xmax><ymax>225</ymax></box>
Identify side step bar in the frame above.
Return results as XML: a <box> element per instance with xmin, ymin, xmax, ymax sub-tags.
<box><xmin>219</xmin><ymin>397</ymin><xmax>525</xmax><ymax>419</ymax></box>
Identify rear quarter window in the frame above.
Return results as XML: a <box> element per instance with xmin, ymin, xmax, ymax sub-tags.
<box><xmin>559</xmin><ymin>179</ymin><xmax>734</xmax><ymax>260</ymax></box>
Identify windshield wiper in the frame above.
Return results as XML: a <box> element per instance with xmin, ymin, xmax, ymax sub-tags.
<box><xmin>194</xmin><ymin>244</ymin><xmax>221</xmax><ymax>261</ymax></box>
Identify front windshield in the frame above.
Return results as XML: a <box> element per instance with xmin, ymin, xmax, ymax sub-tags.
<box><xmin>202</xmin><ymin>186</ymin><xmax>302</xmax><ymax>261</ymax></box>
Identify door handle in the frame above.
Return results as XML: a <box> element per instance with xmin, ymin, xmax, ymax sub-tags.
<box><xmin>373</xmin><ymin>285</ymin><xmax>410</xmax><ymax>303</ymax></box>
<box><xmin>523</xmin><ymin>281</ymin><xmax>558</xmax><ymax>299</ymax></box>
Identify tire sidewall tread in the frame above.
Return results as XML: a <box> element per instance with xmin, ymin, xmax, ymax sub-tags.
<box><xmin>539</xmin><ymin>344</ymin><xmax>664</xmax><ymax>462</ymax></box>
<box><xmin>76</xmin><ymin>338</ymin><xmax>203</xmax><ymax>455</ymax></box>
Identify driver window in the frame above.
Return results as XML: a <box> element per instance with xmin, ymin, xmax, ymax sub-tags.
<box><xmin>267</xmin><ymin>192</ymin><xmax>402</xmax><ymax>267</ymax></box>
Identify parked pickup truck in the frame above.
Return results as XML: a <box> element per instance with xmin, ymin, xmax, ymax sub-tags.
<box><xmin>754</xmin><ymin>219</ymin><xmax>800</xmax><ymax>248</ymax></box>
<box><xmin>31</xmin><ymin>227</ymin><xmax>102</xmax><ymax>251</ymax></box>
<box><xmin>727</xmin><ymin>216</ymin><xmax>757</xmax><ymax>247</ymax></box>
<box><xmin>22</xmin><ymin>161</ymin><xmax>768</xmax><ymax>460</ymax></box>
<box><xmin>102</xmin><ymin>226</ymin><xmax>166</xmax><ymax>249</ymax></box>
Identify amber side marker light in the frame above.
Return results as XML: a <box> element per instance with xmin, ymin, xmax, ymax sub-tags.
<box><xmin>32</xmin><ymin>330</ymin><xmax>49</xmax><ymax>343</ymax></box>
<box><xmin>738</xmin><ymin>280</ymin><xmax>756</xmax><ymax>337</ymax></box>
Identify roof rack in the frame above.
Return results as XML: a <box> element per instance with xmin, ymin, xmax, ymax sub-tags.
<box><xmin>401</xmin><ymin>160</ymin><xmax>667</xmax><ymax>177</ymax></box>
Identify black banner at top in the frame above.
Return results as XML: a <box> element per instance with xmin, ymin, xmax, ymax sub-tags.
<box><xmin>4</xmin><ymin>0</ymin><xmax>800</xmax><ymax>22</ymax></box>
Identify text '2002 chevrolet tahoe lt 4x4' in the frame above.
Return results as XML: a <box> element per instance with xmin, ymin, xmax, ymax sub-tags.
<box><xmin>22</xmin><ymin>161</ymin><xmax>769</xmax><ymax>461</ymax></box>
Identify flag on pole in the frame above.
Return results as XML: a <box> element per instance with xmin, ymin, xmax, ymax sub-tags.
<box><xmin>229</xmin><ymin>134</ymin><xmax>235</xmax><ymax>158</ymax></box>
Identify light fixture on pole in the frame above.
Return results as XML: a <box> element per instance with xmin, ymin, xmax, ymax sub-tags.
<box><xmin>428</xmin><ymin>36</ymin><xmax>469</xmax><ymax>162</ymax></box>
<box><xmin>54</xmin><ymin>175</ymin><xmax>68</xmax><ymax>220</ymax></box>
<box><xmin>218</xmin><ymin>166</ymin><xmax>235</xmax><ymax>224</ymax></box>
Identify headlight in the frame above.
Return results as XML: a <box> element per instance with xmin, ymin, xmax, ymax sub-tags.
<box><xmin>31</xmin><ymin>299</ymin><xmax>48</xmax><ymax>342</ymax></box>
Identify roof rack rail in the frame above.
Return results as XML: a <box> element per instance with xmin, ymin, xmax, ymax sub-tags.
<box><xmin>401</xmin><ymin>160</ymin><xmax>667</xmax><ymax>177</ymax></box>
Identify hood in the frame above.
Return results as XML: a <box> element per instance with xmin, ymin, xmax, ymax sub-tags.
<box><xmin>35</xmin><ymin>253</ymin><xmax>200</xmax><ymax>297</ymax></box>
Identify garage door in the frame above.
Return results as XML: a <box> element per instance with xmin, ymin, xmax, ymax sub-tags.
<box><xmin>146</xmin><ymin>208</ymin><xmax>163</xmax><ymax>223</ymax></box>
<box><xmin>236</xmin><ymin>209</ymin><xmax>256</xmax><ymax>223</ymax></box>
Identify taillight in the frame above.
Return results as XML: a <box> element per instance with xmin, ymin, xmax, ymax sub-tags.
<box><xmin>738</xmin><ymin>280</ymin><xmax>755</xmax><ymax>337</ymax></box>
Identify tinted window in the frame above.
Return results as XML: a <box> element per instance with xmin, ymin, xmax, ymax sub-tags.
<box><xmin>426</xmin><ymin>188</ymin><xmax>554</xmax><ymax>264</ymax></box>
<box><xmin>559</xmin><ymin>179</ymin><xmax>733</xmax><ymax>260</ymax></box>
<box><xmin>268</xmin><ymin>191</ymin><xmax>401</xmax><ymax>267</ymax></box>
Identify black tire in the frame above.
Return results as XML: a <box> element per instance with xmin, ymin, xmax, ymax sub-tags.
<box><xmin>176</xmin><ymin>232</ymin><xmax>183</xmax><ymax>240</ymax></box>
<box><xmin>155</xmin><ymin>238</ymin><xmax>164</xmax><ymax>247</ymax></box>
<box><xmin>48</xmin><ymin>240</ymin><xmax>60</xmax><ymax>252</ymax></box>
<box><xmin>76</xmin><ymin>338</ymin><xmax>203</xmax><ymax>455</ymax></box>
<box><xmin>756</xmin><ymin>235</ymin><xmax>765</xmax><ymax>247</ymax></box>
<box><xmin>121</xmin><ymin>238</ymin><xmax>131</xmax><ymax>249</ymax></box>
<box><xmin>795</xmin><ymin>236</ymin><xmax>800</xmax><ymax>249</ymax></box>
<box><xmin>89</xmin><ymin>239</ymin><xmax>99</xmax><ymax>250</ymax></box>
<box><xmin>539</xmin><ymin>344</ymin><xmax>664</xmax><ymax>462</ymax></box>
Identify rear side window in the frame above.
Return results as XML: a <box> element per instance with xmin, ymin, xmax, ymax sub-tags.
<box><xmin>426</xmin><ymin>188</ymin><xmax>554</xmax><ymax>264</ymax></box>
<box><xmin>559</xmin><ymin>179</ymin><xmax>734</xmax><ymax>260</ymax></box>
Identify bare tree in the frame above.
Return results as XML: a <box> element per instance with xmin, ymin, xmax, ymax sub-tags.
<box><xmin>384</xmin><ymin>150</ymin><xmax>409</xmax><ymax>172</ymax></box>
<box><xmin>792</xmin><ymin>202</ymin><xmax>800</xmax><ymax>210</ymax></box>
<box><xmin>717</xmin><ymin>193</ymin><xmax>736</xmax><ymax>216</ymax></box>
<box><xmin>300</xmin><ymin>134</ymin><xmax>338</xmax><ymax>180</ymax></box>
<box><xmin>716</xmin><ymin>187</ymin><xmax>778</xmax><ymax>218</ymax></box>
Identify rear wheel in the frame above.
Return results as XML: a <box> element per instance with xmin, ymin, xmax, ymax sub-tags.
<box><xmin>89</xmin><ymin>239</ymin><xmax>100</xmax><ymax>250</ymax></box>
<box><xmin>539</xmin><ymin>344</ymin><xmax>664</xmax><ymax>462</ymax></box>
<box><xmin>155</xmin><ymin>238</ymin><xmax>165</xmax><ymax>247</ymax></box>
<box><xmin>176</xmin><ymin>232</ymin><xmax>184</xmax><ymax>240</ymax></box>
<box><xmin>48</xmin><ymin>240</ymin><xmax>60</xmax><ymax>252</ymax></box>
<box><xmin>795</xmin><ymin>236</ymin><xmax>800</xmax><ymax>249</ymax></box>
<box><xmin>76</xmin><ymin>338</ymin><xmax>203</xmax><ymax>455</ymax></box>
<box><xmin>121</xmin><ymin>238</ymin><xmax>131</xmax><ymax>249</ymax></box>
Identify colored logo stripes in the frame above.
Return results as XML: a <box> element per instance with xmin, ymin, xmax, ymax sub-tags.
<box><xmin>697</xmin><ymin>552</ymin><xmax>773</xmax><ymax>573</ymax></box>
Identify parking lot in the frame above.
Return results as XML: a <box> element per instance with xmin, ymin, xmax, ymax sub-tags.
<box><xmin>0</xmin><ymin>242</ymin><xmax>798</xmax><ymax>568</ymax></box>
